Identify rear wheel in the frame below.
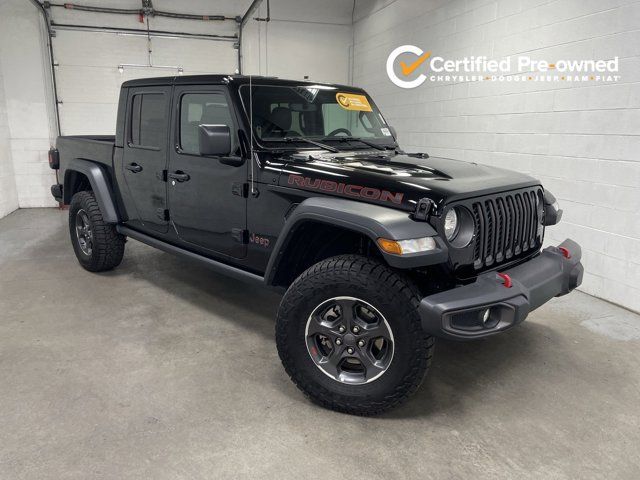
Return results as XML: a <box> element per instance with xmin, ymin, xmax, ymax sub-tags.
<box><xmin>69</xmin><ymin>191</ymin><xmax>125</xmax><ymax>272</ymax></box>
<box><xmin>276</xmin><ymin>255</ymin><xmax>434</xmax><ymax>415</ymax></box>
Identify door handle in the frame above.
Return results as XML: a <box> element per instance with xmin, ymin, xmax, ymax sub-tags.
<box><xmin>125</xmin><ymin>163</ymin><xmax>143</xmax><ymax>173</ymax></box>
<box><xmin>168</xmin><ymin>171</ymin><xmax>190</xmax><ymax>182</ymax></box>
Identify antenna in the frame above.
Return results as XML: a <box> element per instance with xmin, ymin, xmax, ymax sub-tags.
<box><xmin>249</xmin><ymin>74</ymin><xmax>255</xmax><ymax>195</ymax></box>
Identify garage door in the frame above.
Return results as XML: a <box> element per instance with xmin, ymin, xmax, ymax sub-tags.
<box><xmin>52</xmin><ymin>30</ymin><xmax>238</xmax><ymax>135</ymax></box>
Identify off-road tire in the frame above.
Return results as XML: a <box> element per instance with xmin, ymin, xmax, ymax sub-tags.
<box><xmin>69</xmin><ymin>191</ymin><xmax>125</xmax><ymax>272</ymax></box>
<box><xmin>276</xmin><ymin>254</ymin><xmax>435</xmax><ymax>416</ymax></box>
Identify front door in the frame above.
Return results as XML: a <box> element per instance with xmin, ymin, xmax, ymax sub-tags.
<box><xmin>167</xmin><ymin>86</ymin><xmax>248</xmax><ymax>259</ymax></box>
<box><xmin>122</xmin><ymin>86</ymin><xmax>171</xmax><ymax>233</ymax></box>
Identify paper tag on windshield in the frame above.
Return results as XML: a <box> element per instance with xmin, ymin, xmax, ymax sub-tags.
<box><xmin>293</xmin><ymin>86</ymin><xmax>319</xmax><ymax>102</ymax></box>
<box><xmin>336</xmin><ymin>92</ymin><xmax>372</xmax><ymax>112</ymax></box>
<box><xmin>380</xmin><ymin>127</ymin><xmax>392</xmax><ymax>136</ymax></box>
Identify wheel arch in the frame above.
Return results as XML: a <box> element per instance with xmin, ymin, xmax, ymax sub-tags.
<box><xmin>264</xmin><ymin>197</ymin><xmax>446</xmax><ymax>288</ymax></box>
<box><xmin>63</xmin><ymin>159</ymin><xmax>120</xmax><ymax>223</ymax></box>
<box><xmin>266</xmin><ymin>219</ymin><xmax>379</xmax><ymax>288</ymax></box>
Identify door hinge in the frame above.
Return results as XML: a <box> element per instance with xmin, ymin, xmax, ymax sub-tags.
<box><xmin>156</xmin><ymin>208</ymin><xmax>170</xmax><ymax>221</ymax></box>
<box><xmin>413</xmin><ymin>198</ymin><xmax>434</xmax><ymax>221</ymax></box>
<box><xmin>232</xmin><ymin>182</ymin><xmax>249</xmax><ymax>198</ymax></box>
<box><xmin>232</xmin><ymin>228</ymin><xmax>249</xmax><ymax>244</ymax></box>
<box><xmin>157</xmin><ymin>170</ymin><xmax>168</xmax><ymax>182</ymax></box>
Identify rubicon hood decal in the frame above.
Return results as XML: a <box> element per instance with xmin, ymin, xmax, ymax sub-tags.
<box><xmin>277</xmin><ymin>152</ymin><xmax>540</xmax><ymax>211</ymax></box>
<box><xmin>287</xmin><ymin>174</ymin><xmax>404</xmax><ymax>205</ymax></box>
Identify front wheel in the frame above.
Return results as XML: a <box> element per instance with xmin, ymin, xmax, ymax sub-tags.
<box><xmin>276</xmin><ymin>255</ymin><xmax>434</xmax><ymax>416</ymax></box>
<box><xmin>69</xmin><ymin>191</ymin><xmax>125</xmax><ymax>272</ymax></box>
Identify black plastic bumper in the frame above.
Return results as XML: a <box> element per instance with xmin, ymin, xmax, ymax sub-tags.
<box><xmin>419</xmin><ymin>239</ymin><xmax>583</xmax><ymax>340</ymax></box>
<box><xmin>51</xmin><ymin>184</ymin><xmax>63</xmax><ymax>202</ymax></box>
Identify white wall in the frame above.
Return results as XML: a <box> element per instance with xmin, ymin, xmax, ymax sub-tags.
<box><xmin>242</xmin><ymin>0</ymin><xmax>353</xmax><ymax>83</ymax></box>
<box><xmin>0</xmin><ymin>0</ymin><xmax>57</xmax><ymax>211</ymax></box>
<box><xmin>0</xmin><ymin>59</ymin><xmax>19</xmax><ymax>219</ymax></box>
<box><xmin>352</xmin><ymin>0</ymin><xmax>640</xmax><ymax>312</ymax></box>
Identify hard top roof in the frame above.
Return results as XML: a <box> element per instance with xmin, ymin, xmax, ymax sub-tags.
<box><xmin>121</xmin><ymin>74</ymin><xmax>362</xmax><ymax>92</ymax></box>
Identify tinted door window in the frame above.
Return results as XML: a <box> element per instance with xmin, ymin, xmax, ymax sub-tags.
<box><xmin>129</xmin><ymin>93</ymin><xmax>165</xmax><ymax>149</ymax></box>
<box><xmin>180</xmin><ymin>93</ymin><xmax>237</xmax><ymax>155</ymax></box>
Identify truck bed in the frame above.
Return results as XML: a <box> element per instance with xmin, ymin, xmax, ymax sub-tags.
<box><xmin>57</xmin><ymin>135</ymin><xmax>115</xmax><ymax>169</ymax></box>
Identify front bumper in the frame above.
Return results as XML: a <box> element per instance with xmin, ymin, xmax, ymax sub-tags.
<box><xmin>419</xmin><ymin>238</ymin><xmax>583</xmax><ymax>340</ymax></box>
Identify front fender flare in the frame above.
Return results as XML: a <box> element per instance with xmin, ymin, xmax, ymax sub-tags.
<box><xmin>264</xmin><ymin>197</ymin><xmax>447</xmax><ymax>285</ymax></box>
<box><xmin>63</xmin><ymin>158</ymin><xmax>120</xmax><ymax>223</ymax></box>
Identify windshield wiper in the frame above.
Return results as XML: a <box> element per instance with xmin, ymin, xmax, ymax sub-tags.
<box><xmin>282</xmin><ymin>136</ymin><xmax>340</xmax><ymax>153</ymax></box>
<box><xmin>321</xmin><ymin>136</ymin><xmax>394</xmax><ymax>151</ymax></box>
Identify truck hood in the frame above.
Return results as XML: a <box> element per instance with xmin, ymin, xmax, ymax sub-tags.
<box><xmin>278</xmin><ymin>150</ymin><xmax>541</xmax><ymax>212</ymax></box>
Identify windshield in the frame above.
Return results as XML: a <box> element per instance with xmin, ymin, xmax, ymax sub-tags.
<box><xmin>239</xmin><ymin>84</ymin><xmax>395</xmax><ymax>147</ymax></box>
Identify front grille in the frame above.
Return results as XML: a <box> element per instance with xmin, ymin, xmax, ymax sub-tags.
<box><xmin>471</xmin><ymin>188</ymin><xmax>543</xmax><ymax>270</ymax></box>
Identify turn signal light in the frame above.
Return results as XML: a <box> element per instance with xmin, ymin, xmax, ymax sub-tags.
<box><xmin>377</xmin><ymin>237</ymin><xmax>437</xmax><ymax>255</ymax></box>
<box><xmin>377</xmin><ymin>238</ymin><xmax>403</xmax><ymax>255</ymax></box>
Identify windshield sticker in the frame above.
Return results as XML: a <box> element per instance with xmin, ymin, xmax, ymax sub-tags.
<box><xmin>336</xmin><ymin>93</ymin><xmax>372</xmax><ymax>112</ymax></box>
<box><xmin>380</xmin><ymin>127</ymin><xmax>392</xmax><ymax>136</ymax></box>
<box><xmin>293</xmin><ymin>86</ymin><xmax>319</xmax><ymax>102</ymax></box>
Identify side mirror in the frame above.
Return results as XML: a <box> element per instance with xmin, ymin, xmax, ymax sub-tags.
<box><xmin>198</xmin><ymin>124</ymin><xmax>231</xmax><ymax>156</ymax></box>
<box><xmin>388</xmin><ymin>125</ymin><xmax>398</xmax><ymax>140</ymax></box>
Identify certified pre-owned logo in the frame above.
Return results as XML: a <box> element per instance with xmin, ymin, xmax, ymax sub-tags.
<box><xmin>386</xmin><ymin>45</ymin><xmax>431</xmax><ymax>89</ymax></box>
<box><xmin>386</xmin><ymin>45</ymin><xmax>620</xmax><ymax>88</ymax></box>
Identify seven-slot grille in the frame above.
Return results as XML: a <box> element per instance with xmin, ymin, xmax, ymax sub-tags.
<box><xmin>471</xmin><ymin>188</ymin><xmax>543</xmax><ymax>270</ymax></box>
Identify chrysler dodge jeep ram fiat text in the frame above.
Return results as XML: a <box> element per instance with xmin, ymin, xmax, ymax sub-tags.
<box><xmin>49</xmin><ymin>75</ymin><xmax>583</xmax><ymax>415</ymax></box>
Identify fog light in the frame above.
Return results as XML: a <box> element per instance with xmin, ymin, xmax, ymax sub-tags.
<box><xmin>479</xmin><ymin>308</ymin><xmax>499</xmax><ymax>329</ymax></box>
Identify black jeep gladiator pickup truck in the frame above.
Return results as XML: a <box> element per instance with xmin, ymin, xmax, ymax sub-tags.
<box><xmin>49</xmin><ymin>75</ymin><xmax>583</xmax><ymax>415</ymax></box>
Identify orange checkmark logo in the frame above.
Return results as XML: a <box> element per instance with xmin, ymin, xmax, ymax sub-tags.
<box><xmin>399</xmin><ymin>51</ymin><xmax>432</xmax><ymax>76</ymax></box>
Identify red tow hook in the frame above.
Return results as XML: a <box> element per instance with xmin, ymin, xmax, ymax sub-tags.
<box><xmin>559</xmin><ymin>246</ymin><xmax>571</xmax><ymax>259</ymax></box>
<box><xmin>497</xmin><ymin>272</ymin><xmax>512</xmax><ymax>288</ymax></box>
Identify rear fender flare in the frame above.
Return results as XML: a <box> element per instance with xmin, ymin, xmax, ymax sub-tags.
<box><xmin>63</xmin><ymin>158</ymin><xmax>120</xmax><ymax>223</ymax></box>
<box><xmin>264</xmin><ymin>197</ymin><xmax>447</xmax><ymax>285</ymax></box>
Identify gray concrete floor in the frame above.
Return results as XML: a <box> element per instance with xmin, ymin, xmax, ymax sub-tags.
<box><xmin>1</xmin><ymin>208</ymin><xmax>639</xmax><ymax>480</ymax></box>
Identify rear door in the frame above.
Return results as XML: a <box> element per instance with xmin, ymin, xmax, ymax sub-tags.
<box><xmin>122</xmin><ymin>86</ymin><xmax>171</xmax><ymax>233</ymax></box>
<box><xmin>167</xmin><ymin>85</ymin><xmax>248</xmax><ymax>259</ymax></box>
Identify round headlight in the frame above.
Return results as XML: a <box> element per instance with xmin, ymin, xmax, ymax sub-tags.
<box><xmin>443</xmin><ymin>207</ymin><xmax>474</xmax><ymax>248</ymax></box>
<box><xmin>444</xmin><ymin>208</ymin><xmax>458</xmax><ymax>240</ymax></box>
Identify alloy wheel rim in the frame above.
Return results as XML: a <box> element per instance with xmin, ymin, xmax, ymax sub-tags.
<box><xmin>305</xmin><ymin>296</ymin><xmax>394</xmax><ymax>385</ymax></box>
<box><xmin>75</xmin><ymin>209</ymin><xmax>93</xmax><ymax>256</ymax></box>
